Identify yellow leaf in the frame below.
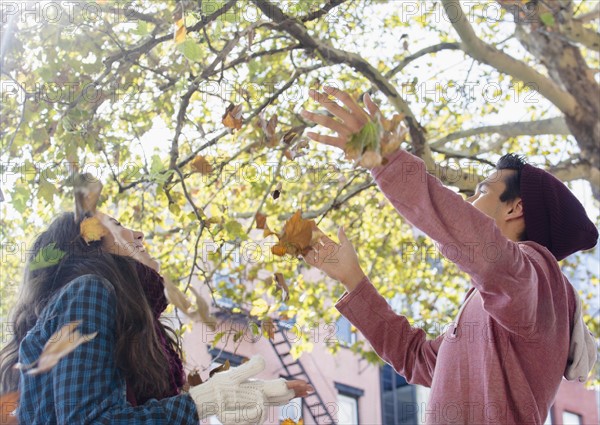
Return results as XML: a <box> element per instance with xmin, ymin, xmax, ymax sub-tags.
<box><xmin>174</xmin><ymin>18</ymin><xmax>186</xmax><ymax>44</ymax></box>
<box><xmin>250</xmin><ymin>298</ymin><xmax>269</xmax><ymax>317</ymax></box>
<box><xmin>222</xmin><ymin>103</ymin><xmax>243</xmax><ymax>131</ymax></box>
<box><xmin>80</xmin><ymin>216</ymin><xmax>109</xmax><ymax>244</ymax></box>
<box><xmin>15</xmin><ymin>321</ymin><xmax>97</xmax><ymax>375</ymax></box>
<box><xmin>271</xmin><ymin>210</ymin><xmax>314</xmax><ymax>257</ymax></box>
<box><xmin>190</xmin><ymin>155</ymin><xmax>213</xmax><ymax>175</ymax></box>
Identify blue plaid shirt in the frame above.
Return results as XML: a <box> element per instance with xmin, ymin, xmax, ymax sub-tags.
<box><xmin>17</xmin><ymin>274</ymin><xmax>200</xmax><ymax>424</ymax></box>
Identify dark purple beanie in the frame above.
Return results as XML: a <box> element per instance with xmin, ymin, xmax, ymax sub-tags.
<box><xmin>520</xmin><ymin>164</ymin><xmax>598</xmax><ymax>261</ymax></box>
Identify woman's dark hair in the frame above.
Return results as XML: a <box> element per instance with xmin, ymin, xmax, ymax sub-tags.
<box><xmin>0</xmin><ymin>212</ymin><xmax>180</xmax><ymax>402</ymax></box>
<box><xmin>496</xmin><ymin>153</ymin><xmax>527</xmax><ymax>240</ymax></box>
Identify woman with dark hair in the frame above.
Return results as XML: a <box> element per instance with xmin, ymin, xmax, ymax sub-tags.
<box><xmin>0</xmin><ymin>184</ymin><xmax>312</xmax><ymax>423</ymax></box>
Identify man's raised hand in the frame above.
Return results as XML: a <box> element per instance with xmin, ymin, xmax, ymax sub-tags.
<box><xmin>301</xmin><ymin>86</ymin><xmax>382</xmax><ymax>150</ymax></box>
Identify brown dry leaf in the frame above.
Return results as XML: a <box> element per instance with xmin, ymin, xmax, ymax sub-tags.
<box><xmin>273</xmin><ymin>272</ymin><xmax>289</xmax><ymax>302</ymax></box>
<box><xmin>0</xmin><ymin>391</ymin><xmax>19</xmax><ymax>425</ymax></box>
<box><xmin>281</xmin><ymin>130</ymin><xmax>297</xmax><ymax>145</ymax></box>
<box><xmin>222</xmin><ymin>103</ymin><xmax>243</xmax><ymax>131</ymax></box>
<box><xmin>174</xmin><ymin>18</ymin><xmax>186</xmax><ymax>44</ymax></box>
<box><xmin>80</xmin><ymin>216</ymin><xmax>109</xmax><ymax>244</ymax></box>
<box><xmin>270</xmin><ymin>210</ymin><xmax>315</xmax><ymax>257</ymax></box>
<box><xmin>73</xmin><ymin>173</ymin><xmax>103</xmax><ymax>222</ymax></box>
<box><xmin>258</xmin><ymin>113</ymin><xmax>278</xmax><ymax>147</ymax></box>
<box><xmin>164</xmin><ymin>279</ymin><xmax>216</xmax><ymax>330</ymax></box>
<box><xmin>15</xmin><ymin>321</ymin><xmax>97</xmax><ymax>375</ymax></box>
<box><xmin>187</xmin><ymin>369</ymin><xmax>203</xmax><ymax>387</ymax></box>
<box><xmin>163</xmin><ymin>277</ymin><xmax>193</xmax><ymax>312</ymax></box>
<box><xmin>262</xmin><ymin>317</ymin><xmax>276</xmax><ymax>340</ymax></box>
<box><xmin>188</xmin><ymin>286</ymin><xmax>217</xmax><ymax>330</ymax></box>
<box><xmin>190</xmin><ymin>155</ymin><xmax>213</xmax><ymax>175</ymax></box>
<box><xmin>255</xmin><ymin>212</ymin><xmax>267</xmax><ymax>230</ymax></box>
<box><xmin>271</xmin><ymin>182</ymin><xmax>282</xmax><ymax>200</ymax></box>
<box><xmin>209</xmin><ymin>359</ymin><xmax>230</xmax><ymax>377</ymax></box>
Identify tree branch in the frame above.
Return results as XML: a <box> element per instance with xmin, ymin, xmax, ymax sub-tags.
<box><xmin>249</xmin><ymin>0</ymin><xmax>432</xmax><ymax>163</ymax></box>
<box><xmin>441</xmin><ymin>0</ymin><xmax>578</xmax><ymax>116</ymax></box>
<box><xmin>385</xmin><ymin>42</ymin><xmax>462</xmax><ymax>79</ymax></box>
<box><xmin>430</xmin><ymin>117</ymin><xmax>570</xmax><ymax>149</ymax></box>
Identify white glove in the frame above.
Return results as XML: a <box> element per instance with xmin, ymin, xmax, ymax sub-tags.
<box><xmin>189</xmin><ymin>355</ymin><xmax>295</xmax><ymax>425</ymax></box>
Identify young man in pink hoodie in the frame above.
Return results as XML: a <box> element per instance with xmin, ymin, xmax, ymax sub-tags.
<box><xmin>300</xmin><ymin>87</ymin><xmax>598</xmax><ymax>424</ymax></box>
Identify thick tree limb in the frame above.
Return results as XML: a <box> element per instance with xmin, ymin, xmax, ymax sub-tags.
<box><xmin>441</xmin><ymin>0</ymin><xmax>578</xmax><ymax>116</ymax></box>
<box><xmin>559</xmin><ymin>19</ymin><xmax>600</xmax><ymax>50</ymax></box>
<box><xmin>430</xmin><ymin>117</ymin><xmax>570</xmax><ymax>148</ymax></box>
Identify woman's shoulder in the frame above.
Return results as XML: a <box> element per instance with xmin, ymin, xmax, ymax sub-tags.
<box><xmin>40</xmin><ymin>274</ymin><xmax>118</xmax><ymax>326</ymax></box>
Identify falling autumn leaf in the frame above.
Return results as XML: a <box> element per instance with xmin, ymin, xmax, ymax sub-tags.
<box><xmin>29</xmin><ymin>242</ymin><xmax>66</xmax><ymax>272</ymax></box>
<box><xmin>80</xmin><ymin>216</ymin><xmax>109</xmax><ymax>244</ymax></box>
<box><xmin>73</xmin><ymin>172</ymin><xmax>103</xmax><ymax>222</ymax></box>
<box><xmin>0</xmin><ymin>391</ymin><xmax>19</xmax><ymax>425</ymax></box>
<box><xmin>255</xmin><ymin>212</ymin><xmax>267</xmax><ymax>230</ymax></box>
<box><xmin>273</xmin><ymin>272</ymin><xmax>289</xmax><ymax>302</ymax></box>
<box><xmin>174</xmin><ymin>18</ymin><xmax>186</xmax><ymax>44</ymax></box>
<box><xmin>271</xmin><ymin>182</ymin><xmax>282</xmax><ymax>200</ymax></box>
<box><xmin>190</xmin><ymin>155</ymin><xmax>213</xmax><ymax>175</ymax></box>
<box><xmin>222</xmin><ymin>103</ymin><xmax>243</xmax><ymax>131</ymax></box>
<box><xmin>187</xmin><ymin>369</ymin><xmax>203</xmax><ymax>387</ymax></box>
<box><xmin>268</xmin><ymin>210</ymin><xmax>323</xmax><ymax>257</ymax></box>
<box><xmin>258</xmin><ymin>112</ymin><xmax>278</xmax><ymax>147</ymax></box>
<box><xmin>261</xmin><ymin>317</ymin><xmax>276</xmax><ymax>340</ymax></box>
<box><xmin>15</xmin><ymin>321</ymin><xmax>97</xmax><ymax>375</ymax></box>
<box><xmin>163</xmin><ymin>278</ymin><xmax>217</xmax><ymax>330</ymax></box>
<box><xmin>209</xmin><ymin>359</ymin><xmax>230</xmax><ymax>377</ymax></box>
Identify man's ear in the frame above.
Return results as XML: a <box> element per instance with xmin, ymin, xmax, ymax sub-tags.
<box><xmin>505</xmin><ymin>197</ymin><xmax>524</xmax><ymax>221</ymax></box>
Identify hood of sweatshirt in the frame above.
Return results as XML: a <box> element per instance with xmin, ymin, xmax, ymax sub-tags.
<box><xmin>564</xmin><ymin>289</ymin><xmax>597</xmax><ymax>382</ymax></box>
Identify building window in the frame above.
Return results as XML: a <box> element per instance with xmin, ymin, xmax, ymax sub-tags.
<box><xmin>562</xmin><ymin>411</ymin><xmax>582</xmax><ymax>424</ymax></box>
<box><xmin>335</xmin><ymin>382</ymin><xmax>363</xmax><ymax>425</ymax></box>
<box><xmin>380</xmin><ymin>364</ymin><xmax>418</xmax><ymax>425</ymax></box>
<box><xmin>336</xmin><ymin>315</ymin><xmax>356</xmax><ymax>346</ymax></box>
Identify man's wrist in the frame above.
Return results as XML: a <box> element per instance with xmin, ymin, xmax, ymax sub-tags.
<box><xmin>341</xmin><ymin>270</ymin><xmax>366</xmax><ymax>292</ymax></box>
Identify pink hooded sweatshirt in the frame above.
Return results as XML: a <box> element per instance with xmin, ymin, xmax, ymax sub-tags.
<box><xmin>336</xmin><ymin>149</ymin><xmax>596</xmax><ymax>424</ymax></box>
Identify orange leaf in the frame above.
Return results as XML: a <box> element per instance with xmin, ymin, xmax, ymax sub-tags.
<box><xmin>222</xmin><ymin>103</ymin><xmax>243</xmax><ymax>131</ymax></box>
<box><xmin>80</xmin><ymin>216</ymin><xmax>109</xmax><ymax>244</ymax></box>
<box><xmin>280</xmin><ymin>419</ymin><xmax>297</xmax><ymax>425</ymax></box>
<box><xmin>272</xmin><ymin>244</ymin><xmax>287</xmax><ymax>257</ymax></box>
<box><xmin>277</xmin><ymin>210</ymin><xmax>314</xmax><ymax>256</ymax></box>
<box><xmin>174</xmin><ymin>18</ymin><xmax>186</xmax><ymax>44</ymax></box>
<box><xmin>15</xmin><ymin>321</ymin><xmax>97</xmax><ymax>375</ymax></box>
<box><xmin>255</xmin><ymin>212</ymin><xmax>267</xmax><ymax>230</ymax></box>
<box><xmin>0</xmin><ymin>391</ymin><xmax>19</xmax><ymax>425</ymax></box>
<box><xmin>190</xmin><ymin>155</ymin><xmax>213</xmax><ymax>175</ymax></box>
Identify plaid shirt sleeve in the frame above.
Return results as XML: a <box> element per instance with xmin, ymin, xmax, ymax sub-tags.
<box><xmin>17</xmin><ymin>274</ymin><xmax>200</xmax><ymax>424</ymax></box>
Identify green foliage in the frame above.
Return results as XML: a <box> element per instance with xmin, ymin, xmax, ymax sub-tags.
<box><xmin>0</xmin><ymin>1</ymin><xmax>597</xmax><ymax>377</ymax></box>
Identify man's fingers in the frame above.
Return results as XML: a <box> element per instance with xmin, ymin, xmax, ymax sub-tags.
<box><xmin>305</xmin><ymin>132</ymin><xmax>346</xmax><ymax>149</ymax></box>
<box><xmin>301</xmin><ymin>110</ymin><xmax>351</xmax><ymax>137</ymax></box>
<box><xmin>309</xmin><ymin>89</ymin><xmax>356</xmax><ymax>129</ymax></box>
<box><xmin>323</xmin><ymin>86</ymin><xmax>370</xmax><ymax>124</ymax></box>
<box><xmin>364</xmin><ymin>93</ymin><xmax>382</xmax><ymax>119</ymax></box>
